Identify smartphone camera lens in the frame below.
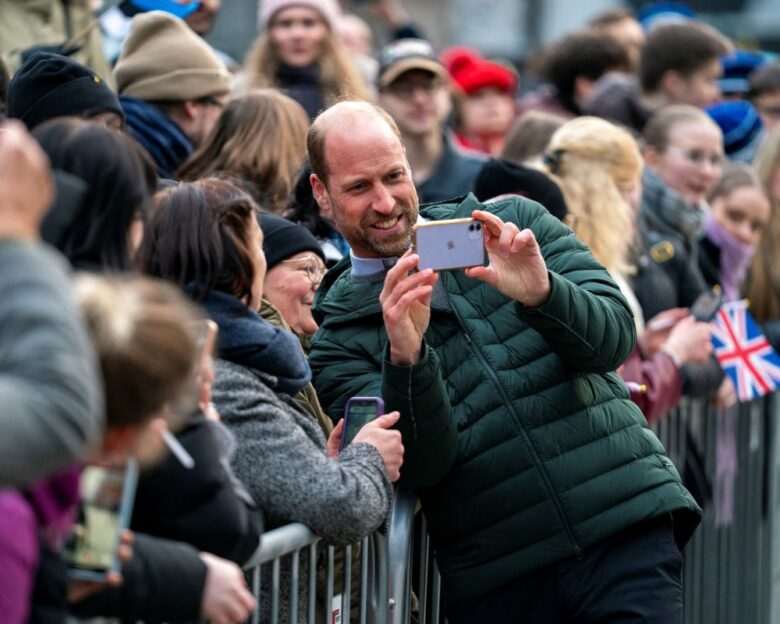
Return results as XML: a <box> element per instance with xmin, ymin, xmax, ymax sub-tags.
<box><xmin>475</xmin><ymin>223</ymin><xmax>482</xmax><ymax>231</ymax></box>
<box><xmin>469</xmin><ymin>224</ymin><xmax>475</xmax><ymax>231</ymax></box>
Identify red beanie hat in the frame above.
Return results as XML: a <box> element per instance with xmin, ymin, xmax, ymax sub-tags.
<box><xmin>442</xmin><ymin>46</ymin><xmax>517</xmax><ymax>96</ymax></box>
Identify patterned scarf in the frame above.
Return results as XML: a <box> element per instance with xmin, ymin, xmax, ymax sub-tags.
<box><xmin>641</xmin><ymin>168</ymin><xmax>707</xmax><ymax>250</ymax></box>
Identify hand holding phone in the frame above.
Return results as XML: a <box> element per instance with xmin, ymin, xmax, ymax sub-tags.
<box><xmin>340</xmin><ymin>397</ymin><xmax>385</xmax><ymax>450</ymax></box>
<box><xmin>413</xmin><ymin>218</ymin><xmax>485</xmax><ymax>272</ymax></box>
<box><xmin>338</xmin><ymin>397</ymin><xmax>404</xmax><ymax>481</ymax></box>
<box><xmin>62</xmin><ymin>461</ymin><xmax>138</xmax><ymax>582</ymax></box>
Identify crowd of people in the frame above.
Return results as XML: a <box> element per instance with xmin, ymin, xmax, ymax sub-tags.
<box><xmin>1</xmin><ymin>0</ymin><xmax>780</xmax><ymax>622</ymax></box>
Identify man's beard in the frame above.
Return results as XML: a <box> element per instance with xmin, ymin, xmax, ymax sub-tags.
<box><xmin>330</xmin><ymin>198</ymin><xmax>419</xmax><ymax>258</ymax></box>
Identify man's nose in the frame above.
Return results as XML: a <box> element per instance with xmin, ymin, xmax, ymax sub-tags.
<box><xmin>371</xmin><ymin>184</ymin><xmax>395</xmax><ymax>214</ymax></box>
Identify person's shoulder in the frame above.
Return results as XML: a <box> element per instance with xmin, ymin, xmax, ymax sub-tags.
<box><xmin>312</xmin><ymin>256</ymin><xmax>384</xmax><ymax>327</ymax></box>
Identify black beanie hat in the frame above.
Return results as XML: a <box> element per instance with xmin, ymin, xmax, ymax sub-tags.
<box><xmin>259</xmin><ymin>213</ymin><xmax>326</xmax><ymax>270</ymax></box>
<box><xmin>473</xmin><ymin>159</ymin><xmax>569</xmax><ymax>222</ymax></box>
<box><xmin>7</xmin><ymin>52</ymin><xmax>124</xmax><ymax>130</ymax></box>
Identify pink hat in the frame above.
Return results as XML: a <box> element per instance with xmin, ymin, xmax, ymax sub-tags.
<box><xmin>257</xmin><ymin>0</ymin><xmax>341</xmax><ymax>31</ymax></box>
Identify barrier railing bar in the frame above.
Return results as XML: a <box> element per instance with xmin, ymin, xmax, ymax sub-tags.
<box><xmin>290</xmin><ymin>549</ymin><xmax>300</xmax><ymax>624</ymax></box>
<box><xmin>270</xmin><ymin>557</ymin><xmax>280</xmax><ymax>624</ymax></box>
<box><xmin>308</xmin><ymin>543</ymin><xmax>317</xmax><ymax>624</ymax></box>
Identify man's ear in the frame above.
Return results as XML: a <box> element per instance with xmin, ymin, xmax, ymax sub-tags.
<box><xmin>310</xmin><ymin>173</ymin><xmax>333</xmax><ymax>220</ymax></box>
<box><xmin>660</xmin><ymin>70</ymin><xmax>685</xmax><ymax>101</ymax></box>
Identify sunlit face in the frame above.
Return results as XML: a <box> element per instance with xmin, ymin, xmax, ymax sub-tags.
<box><xmin>378</xmin><ymin>70</ymin><xmax>452</xmax><ymax>138</ymax></box>
<box><xmin>459</xmin><ymin>87</ymin><xmax>516</xmax><ymax>137</ymax></box>
<box><xmin>247</xmin><ymin>217</ymin><xmax>267</xmax><ymax>310</ymax></box>
<box><xmin>269</xmin><ymin>6</ymin><xmax>329</xmax><ymax>68</ymax></box>
<box><xmin>311</xmin><ymin>114</ymin><xmax>419</xmax><ymax>258</ymax></box>
<box><xmin>711</xmin><ymin>185</ymin><xmax>771</xmax><ymax>247</ymax></box>
<box><xmin>648</xmin><ymin>120</ymin><xmax>724</xmax><ymax>205</ymax></box>
<box><xmin>670</xmin><ymin>59</ymin><xmax>722</xmax><ymax>108</ymax></box>
<box><xmin>264</xmin><ymin>251</ymin><xmax>325</xmax><ymax>336</ymax></box>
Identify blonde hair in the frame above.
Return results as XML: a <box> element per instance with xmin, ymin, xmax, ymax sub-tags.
<box><xmin>746</xmin><ymin>126</ymin><xmax>780</xmax><ymax>321</ymax></box>
<box><xmin>542</xmin><ymin>116</ymin><xmax>642</xmax><ymax>273</ymax></box>
<box><xmin>74</xmin><ymin>275</ymin><xmax>201</xmax><ymax>428</ymax></box>
<box><xmin>178</xmin><ymin>89</ymin><xmax>310</xmax><ymax>214</ymax></box>
<box><xmin>243</xmin><ymin>24</ymin><xmax>368</xmax><ymax>106</ymax></box>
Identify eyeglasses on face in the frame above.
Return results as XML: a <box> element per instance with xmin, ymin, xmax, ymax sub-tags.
<box><xmin>281</xmin><ymin>255</ymin><xmax>326</xmax><ymax>284</ymax></box>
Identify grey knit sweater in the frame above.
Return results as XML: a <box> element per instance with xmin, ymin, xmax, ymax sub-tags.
<box><xmin>212</xmin><ymin>359</ymin><xmax>392</xmax><ymax>622</ymax></box>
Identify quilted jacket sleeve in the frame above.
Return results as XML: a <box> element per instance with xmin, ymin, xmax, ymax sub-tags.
<box><xmin>213</xmin><ymin>360</ymin><xmax>391</xmax><ymax>546</ymax></box>
<box><xmin>496</xmin><ymin>198</ymin><xmax>637</xmax><ymax>372</ymax></box>
<box><xmin>311</xmin><ymin>327</ymin><xmax>456</xmax><ymax>491</ymax></box>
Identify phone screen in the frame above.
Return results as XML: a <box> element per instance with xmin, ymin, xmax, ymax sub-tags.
<box><xmin>341</xmin><ymin>398</ymin><xmax>384</xmax><ymax>450</ymax></box>
<box><xmin>62</xmin><ymin>461</ymin><xmax>138</xmax><ymax>580</ymax></box>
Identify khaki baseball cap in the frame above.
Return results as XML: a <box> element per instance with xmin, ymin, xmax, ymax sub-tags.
<box><xmin>377</xmin><ymin>39</ymin><xmax>448</xmax><ymax>90</ymax></box>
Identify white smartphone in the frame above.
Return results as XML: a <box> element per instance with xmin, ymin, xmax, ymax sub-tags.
<box><xmin>413</xmin><ymin>218</ymin><xmax>485</xmax><ymax>272</ymax></box>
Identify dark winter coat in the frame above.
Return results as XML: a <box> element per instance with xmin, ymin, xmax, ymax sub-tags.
<box><xmin>310</xmin><ymin>193</ymin><xmax>702</xmax><ymax>608</ymax></box>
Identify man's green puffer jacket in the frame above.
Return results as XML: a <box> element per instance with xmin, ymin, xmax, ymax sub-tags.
<box><xmin>310</xmin><ymin>194</ymin><xmax>701</xmax><ymax>607</ymax></box>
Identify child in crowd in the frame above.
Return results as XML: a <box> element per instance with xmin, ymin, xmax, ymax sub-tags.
<box><xmin>699</xmin><ymin>164</ymin><xmax>771</xmax><ymax>300</ymax></box>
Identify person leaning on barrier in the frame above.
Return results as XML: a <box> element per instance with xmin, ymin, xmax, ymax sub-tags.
<box><xmin>0</xmin><ymin>120</ymin><xmax>102</xmax><ymax>489</ymax></box>
<box><xmin>138</xmin><ymin>178</ymin><xmax>403</xmax><ymax>624</ymax></box>
<box><xmin>307</xmin><ymin>101</ymin><xmax>702</xmax><ymax>624</ymax></box>
<box><xmin>67</xmin><ymin>275</ymin><xmax>256</xmax><ymax>624</ymax></box>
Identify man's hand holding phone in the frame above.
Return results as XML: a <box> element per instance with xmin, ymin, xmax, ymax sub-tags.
<box><xmin>380</xmin><ymin>249</ymin><xmax>437</xmax><ymax>366</ymax></box>
<box><xmin>465</xmin><ymin>210</ymin><xmax>551</xmax><ymax>308</ymax></box>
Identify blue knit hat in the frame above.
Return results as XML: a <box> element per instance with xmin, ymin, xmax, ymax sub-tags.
<box><xmin>706</xmin><ymin>100</ymin><xmax>763</xmax><ymax>161</ymax></box>
<box><xmin>638</xmin><ymin>1</ymin><xmax>694</xmax><ymax>32</ymax></box>
<box><xmin>719</xmin><ymin>50</ymin><xmax>768</xmax><ymax>96</ymax></box>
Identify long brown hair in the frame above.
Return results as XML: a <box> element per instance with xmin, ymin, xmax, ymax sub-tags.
<box><xmin>243</xmin><ymin>24</ymin><xmax>368</xmax><ymax>105</ymax></box>
<box><xmin>746</xmin><ymin>127</ymin><xmax>780</xmax><ymax>321</ymax></box>
<box><xmin>178</xmin><ymin>89</ymin><xmax>309</xmax><ymax>214</ymax></box>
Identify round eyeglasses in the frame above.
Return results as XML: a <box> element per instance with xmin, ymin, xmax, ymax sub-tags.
<box><xmin>281</xmin><ymin>255</ymin><xmax>327</xmax><ymax>284</ymax></box>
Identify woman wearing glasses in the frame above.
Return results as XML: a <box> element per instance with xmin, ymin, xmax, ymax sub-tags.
<box><xmin>259</xmin><ymin>213</ymin><xmax>326</xmax><ymax>342</ymax></box>
<box><xmin>630</xmin><ymin>105</ymin><xmax>725</xmax><ymax>320</ymax></box>
<box><xmin>636</xmin><ymin>105</ymin><xmax>731</xmax><ymax>404</ymax></box>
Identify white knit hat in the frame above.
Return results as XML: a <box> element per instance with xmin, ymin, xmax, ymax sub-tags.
<box><xmin>257</xmin><ymin>0</ymin><xmax>341</xmax><ymax>31</ymax></box>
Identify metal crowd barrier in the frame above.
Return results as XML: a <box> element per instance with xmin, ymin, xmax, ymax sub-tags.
<box><xmin>244</xmin><ymin>394</ymin><xmax>780</xmax><ymax>624</ymax></box>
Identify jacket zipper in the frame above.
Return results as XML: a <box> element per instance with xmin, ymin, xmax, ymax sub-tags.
<box><xmin>451</xmin><ymin>301</ymin><xmax>583</xmax><ymax>559</ymax></box>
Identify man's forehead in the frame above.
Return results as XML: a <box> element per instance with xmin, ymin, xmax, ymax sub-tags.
<box><xmin>323</xmin><ymin>113</ymin><xmax>401</xmax><ymax>157</ymax></box>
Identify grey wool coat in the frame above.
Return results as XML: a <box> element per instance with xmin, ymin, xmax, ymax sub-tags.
<box><xmin>212</xmin><ymin>359</ymin><xmax>392</xmax><ymax>623</ymax></box>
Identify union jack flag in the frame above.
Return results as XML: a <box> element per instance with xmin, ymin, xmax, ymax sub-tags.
<box><xmin>711</xmin><ymin>300</ymin><xmax>780</xmax><ymax>403</ymax></box>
